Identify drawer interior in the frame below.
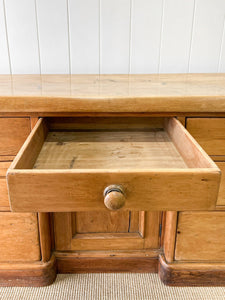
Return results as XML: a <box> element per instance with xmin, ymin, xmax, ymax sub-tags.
<box><xmin>11</xmin><ymin>117</ymin><xmax>215</xmax><ymax>171</ymax></box>
<box><xmin>34</xmin><ymin>124</ymin><xmax>187</xmax><ymax>170</ymax></box>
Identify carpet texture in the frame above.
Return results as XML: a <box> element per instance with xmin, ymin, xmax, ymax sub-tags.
<box><xmin>0</xmin><ymin>274</ymin><xmax>225</xmax><ymax>300</ymax></box>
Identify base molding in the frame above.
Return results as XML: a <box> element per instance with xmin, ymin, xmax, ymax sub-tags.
<box><xmin>56</xmin><ymin>251</ymin><xmax>158</xmax><ymax>273</ymax></box>
<box><xmin>0</xmin><ymin>255</ymin><xmax>56</xmax><ymax>287</ymax></box>
<box><xmin>159</xmin><ymin>255</ymin><xmax>225</xmax><ymax>286</ymax></box>
<box><xmin>3</xmin><ymin>253</ymin><xmax>225</xmax><ymax>287</ymax></box>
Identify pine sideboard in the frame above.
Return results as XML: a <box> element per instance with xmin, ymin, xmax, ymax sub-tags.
<box><xmin>0</xmin><ymin>74</ymin><xmax>225</xmax><ymax>286</ymax></box>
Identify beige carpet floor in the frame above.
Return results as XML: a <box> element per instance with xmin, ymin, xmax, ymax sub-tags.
<box><xmin>0</xmin><ymin>273</ymin><xmax>225</xmax><ymax>300</ymax></box>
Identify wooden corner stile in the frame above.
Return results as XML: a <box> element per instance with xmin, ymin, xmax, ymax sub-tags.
<box><xmin>30</xmin><ymin>117</ymin><xmax>53</xmax><ymax>264</ymax></box>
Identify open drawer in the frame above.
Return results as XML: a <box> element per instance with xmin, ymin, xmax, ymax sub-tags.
<box><xmin>7</xmin><ymin>117</ymin><xmax>220</xmax><ymax>212</ymax></box>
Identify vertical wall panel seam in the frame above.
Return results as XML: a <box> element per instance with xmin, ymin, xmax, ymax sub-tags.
<box><xmin>2</xmin><ymin>0</ymin><xmax>12</xmax><ymax>75</ymax></box>
<box><xmin>158</xmin><ymin>0</ymin><xmax>165</xmax><ymax>74</ymax></box>
<box><xmin>187</xmin><ymin>0</ymin><xmax>196</xmax><ymax>73</ymax></box>
<box><xmin>128</xmin><ymin>0</ymin><xmax>133</xmax><ymax>74</ymax></box>
<box><xmin>217</xmin><ymin>15</ymin><xmax>225</xmax><ymax>73</ymax></box>
<box><xmin>34</xmin><ymin>0</ymin><xmax>42</xmax><ymax>75</ymax></box>
<box><xmin>66</xmin><ymin>0</ymin><xmax>72</xmax><ymax>75</ymax></box>
<box><xmin>99</xmin><ymin>0</ymin><xmax>101</xmax><ymax>74</ymax></box>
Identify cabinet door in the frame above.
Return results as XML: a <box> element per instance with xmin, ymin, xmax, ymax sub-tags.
<box><xmin>54</xmin><ymin>211</ymin><xmax>161</xmax><ymax>251</ymax></box>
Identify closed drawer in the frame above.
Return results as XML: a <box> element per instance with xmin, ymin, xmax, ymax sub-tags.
<box><xmin>0</xmin><ymin>161</ymin><xmax>11</xmax><ymax>211</ymax></box>
<box><xmin>175</xmin><ymin>212</ymin><xmax>225</xmax><ymax>261</ymax></box>
<box><xmin>186</xmin><ymin>118</ymin><xmax>225</xmax><ymax>156</ymax></box>
<box><xmin>0</xmin><ymin>117</ymin><xmax>30</xmax><ymax>156</ymax></box>
<box><xmin>0</xmin><ymin>212</ymin><xmax>40</xmax><ymax>262</ymax></box>
<box><xmin>7</xmin><ymin>117</ymin><xmax>220</xmax><ymax>212</ymax></box>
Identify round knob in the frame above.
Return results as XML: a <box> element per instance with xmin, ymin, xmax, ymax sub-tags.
<box><xmin>103</xmin><ymin>185</ymin><xmax>126</xmax><ymax>211</ymax></box>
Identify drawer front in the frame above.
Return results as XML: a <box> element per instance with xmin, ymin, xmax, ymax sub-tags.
<box><xmin>7</xmin><ymin>117</ymin><xmax>220</xmax><ymax>212</ymax></box>
<box><xmin>8</xmin><ymin>171</ymin><xmax>220</xmax><ymax>212</ymax></box>
<box><xmin>186</xmin><ymin>118</ymin><xmax>225</xmax><ymax>156</ymax></box>
<box><xmin>215</xmin><ymin>162</ymin><xmax>225</xmax><ymax>206</ymax></box>
<box><xmin>0</xmin><ymin>117</ymin><xmax>30</xmax><ymax>156</ymax></box>
<box><xmin>175</xmin><ymin>212</ymin><xmax>225</xmax><ymax>261</ymax></box>
<box><xmin>0</xmin><ymin>161</ymin><xmax>11</xmax><ymax>211</ymax></box>
<box><xmin>0</xmin><ymin>212</ymin><xmax>40</xmax><ymax>262</ymax></box>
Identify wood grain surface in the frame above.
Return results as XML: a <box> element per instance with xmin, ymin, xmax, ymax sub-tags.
<box><xmin>7</xmin><ymin>118</ymin><xmax>220</xmax><ymax>212</ymax></box>
<box><xmin>175</xmin><ymin>212</ymin><xmax>225</xmax><ymax>261</ymax></box>
<box><xmin>34</xmin><ymin>130</ymin><xmax>187</xmax><ymax>170</ymax></box>
<box><xmin>186</xmin><ymin>118</ymin><xmax>225</xmax><ymax>156</ymax></box>
<box><xmin>0</xmin><ymin>161</ymin><xmax>11</xmax><ymax>211</ymax></box>
<box><xmin>159</xmin><ymin>255</ymin><xmax>225</xmax><ymax>286</ymax></box>
<box><xmin>0</xmin><ymin>255</ymin><xmax>56</xmax><ymax>287</ymax></box>
<box><xmin>215</xmin><ymin>161</ymin><xmax>225</xmax><ymax>206</ymax></box>
<box><xmin>163</xmin><ymin>211</ymin><xmax>177</xmax><ymax>263</ymax></box>
<box><xmin>0</xmin><ymin>74</ymin><xmax>225</xmax><ymax>113</ymax></box>
<box><xmin>54</xmin><ymin>212</ymin><xmax>160</xmax><ymax>252</ymax></box>
<box><xmin>0</xmin><ymin>212</ymin><xmax>40</xmax><ymax>262</ymax></box>
<box><xmin>74</xmin><ymin>211</ymin><xmax>137</xmax><ymax>233</ymax></box>
<box><xmin>0</xmin><ymin>118</ymin><xmax>30</xmax><ymax>155</ymax></box>
<box><xmin>56</xmin><ymin>251</ymin><xmax>159</xmax><ymax>273</ymax></box>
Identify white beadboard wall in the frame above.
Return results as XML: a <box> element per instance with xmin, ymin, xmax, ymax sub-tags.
<box><xmin>1</xmin><ymin>0</ymin><xmax>225</xmax><ymax>74</ymax></box>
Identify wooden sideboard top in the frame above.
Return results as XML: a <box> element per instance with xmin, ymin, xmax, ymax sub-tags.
<box><xmin>0</xmin><ymin>74</ymin><xmax>225</xmax><ymax>113</ymax></box>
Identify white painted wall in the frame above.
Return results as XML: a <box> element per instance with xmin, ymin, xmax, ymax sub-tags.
<box><xmin>0</xmin><ymin>0</ymin><xmax>225</xmax><ymax>74</ymax></box>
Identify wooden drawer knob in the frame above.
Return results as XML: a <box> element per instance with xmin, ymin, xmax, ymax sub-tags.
<box><xmin>103</xmin><ymin>185</ymin><xmax>126</xmax><ymax>211</ymax></box>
